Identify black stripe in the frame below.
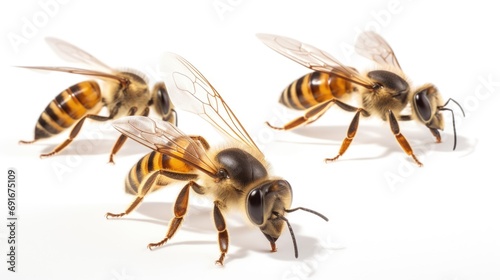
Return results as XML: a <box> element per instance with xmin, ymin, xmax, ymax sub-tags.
<box><xmin>124</xmin><ymin>176</ymin><xmax>137</xmax><ymax>195</ymax></box>
<box><xmin>34</xmin><ymin>124</ymin><xmax>52</xmax><ymax>139</ymax></box>
<box><xmin>147</xmin><ymin>151</ymin><xmax>157</xmax><ymax>173</ymax></box>
<box><xmin>58</xmin><ymin>84</ymin><xmax>85</xmax><ymax>119</ymax></box>
<box><xmin>126</xmin><ymin>158</ymin><xmax>144</xmax><ymax>195</ymax></box>
<box><xmin>54</xmin><ymin>92</ymin><xmax>76</xmax><ymax>119</ymax></box>
<box><xmin>134</xmin><ymin>155</ymin><xmax>147</xmax><ymax>187</ymax></box>
<box><xmin>160</xmin><ymin>153</ymin><xmax>170</xmax><ymax>169</ymax></box>
<box><xmin>46</xmin><ymin>102</ymin><xmax>73</xmax><ymax>128</ymax></box>
<box><xmin>295</xmin><ymin>75</ymin><xmax>310</xmax><ymax>108</ymax></box>
<box><xmin>310</xmin><ymin>72</ymin><xmax>324</xmax><ymax>102</ymax></box>
<box><xmin>37</xmin><ymin>114</ymin><xmax>60</xmax><ymax>135</ymax></box>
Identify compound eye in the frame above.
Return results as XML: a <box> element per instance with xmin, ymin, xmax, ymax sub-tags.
<box><xmin>414</xmin><ymin>90</ymin><xmax>432</xmax><ymax>122</ymax></box>
<box><xmin>247</xmin><ymin>189</ymin><xmax>264</xmax><ymax>225</ymax></box>
<box><xmin>156</xmin><ymin>85</ymin><xmax>172</xmax><ymax>117</ymax></box>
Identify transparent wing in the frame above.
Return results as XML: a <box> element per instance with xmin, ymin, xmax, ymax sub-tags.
<box><xmin>113</xmin><ymin>116</ymin><xmax>218</xmax><ymax>177</ymax></box>
<box><xmin>355</xmin><ymin>31</ymin><xmax>402</xmax><ymax>70</ymax></box>
<box><xmin>17</xmin><ymin>66</ymin><xmax>129</xmax><ymax>86</ymax></box>
<box><xmin>158</xmin><ymin>52</ymin><xmax>262</xmax><ymax>156</ymax></box>
<box><xmin>256</xmin><ymin>33</ymin><xmax>374</xmax><ymax>89</ymax></box>
<box><xmin>45</xmin><ymin>37</ymin><xmax>113</xmax><ymax>71</ymax></box>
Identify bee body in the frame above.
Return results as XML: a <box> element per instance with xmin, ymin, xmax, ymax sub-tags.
<box><xmin>107</xmin><ymin>54</ymin><xmax>328</xmax><ymax>265</ymax></box>
<box><xmin>258</xmin><ymin>32</ymin><xmax>464</xmax><ymax>165</ymax></box>
<box><xmin>20</xmin><ymin>38</ymin><xmax>176</xmax><ymax>163</ymax></box>
<box><xmin>33</xmin><ymin>80</ymin><xmax>102</xmax><ymax>140</ymax></box>
<box><xmin>280</xmin><ymin>70</ymin><xmax>354</xmax><ymax>110</ymax></box>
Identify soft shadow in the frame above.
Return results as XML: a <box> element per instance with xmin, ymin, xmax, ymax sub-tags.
<box><xmin>36</xmin><ymin>138</ymin><xmax>150</xmax><ymax>157</ymax></box>
<box><xmin>116</xmin><ymin>201</ymin><xmax>325</xmax><ymax>262</ymax></box>
<box><xmin>281</xmin><ymin>124</ymin><xmax>476</xmax><ymax>161</ymax></box>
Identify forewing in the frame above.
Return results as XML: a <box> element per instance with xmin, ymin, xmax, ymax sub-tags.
<box><xmin>257</xmin><ymin>33</ymin><xmax>374</xmax><ymax>88</ymax></box>
<box><xmin>17</xmin><ymin>66</ymin><xmax>129</xmax><ymax>85</ymax></box>
<box><xmin>113</xmin><ymin>116</ymin><xmax>218</xmax><ymax>177</ymax></box>
<box><xmin>355</xmin><ymin>31</ymin><xmax>402</xmax><ymax>70</ymax></box>
<box><xmin>45</xmin><ymin>37</ymin><xmax>113</xmax><ymax>71</ymax></box>
<box><xmin>158</xmin><ymin>52</ymin><xmax>262</xmax><ymax>155</ymax></box>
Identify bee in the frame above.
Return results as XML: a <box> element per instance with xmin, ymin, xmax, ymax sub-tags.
<box><xmin>19</xmin><ymin>37</ymin><xmax>177</xmax><ymax>163</ymax></box>
<box><xmin>106</xmin><ymin>53</ymin><xmax>328</xmax><ymax>265</ymax></box>
<box><xmin>257</xmin><ymin>32</ymin><xmax>464</xmax><ymax>166</ymax></box>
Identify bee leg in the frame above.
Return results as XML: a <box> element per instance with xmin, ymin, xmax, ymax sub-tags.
<box><xmin>19</xmin><ymin>139</ymin><xmax>37</xmax><ymax>144</ymax></box>
<box><xmin>108</xmin><ymin>107</ymin><xmax>150</xmax><ymax>164</ymax></box>
<box><xmin>107</xmin><ymin>170</ymin><xmax>198</xmax><ymax>219</ymax></box>
<box><xmin>39</xmin><ymin>114</ymin><xmax>111</xmax><ymax>158</ymax></box>
<box><xmin>325</xmin><ymin>108</ymin><xmax>365</xmax><ymax>163</ymax></box>
<box><xmin>40</xmin><ymin>105</ymin><xmax>120</xmax><ymax>159</ymax></box>
<box><xmin>399</xmin><ymin>115</ymin><xmax>442</xmax><ymax>144</ymax></box>
<box><xmin>387</xmin><ymin>110</ymin><xmax>423</xmax><ymax>166</ymax></box>
<box><xmin>266</xmin><ymin>99</ymin><xmax>335</xmax><ymax>130</ymax></box>
<box><xmin>106</xmin><ymin>169</ymin><xmax>161</xmax><ymax>218</ymax></box>
<box><xmin>428</xmin><ymin>127</ymin><xmax>442</xmax><ymax>143</ymax></box>
<box><xmin>147</xmin><ymin>181</ymin><xmax>199</xmax><ymax>250</ymax></box>
<box><xmin>213</xmin><ymin>202</ymin><xmax>228</xmax><ymax>265</ymax></box>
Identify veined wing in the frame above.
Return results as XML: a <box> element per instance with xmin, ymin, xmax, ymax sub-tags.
<box><xmin>158</xmin><ymin>52</ymin><xmax>262</xmax><ymax>156</ymax></box>
<box><xmin>256</xmin><ymin>33</ymin><xmax>374</xmax><ymax>89</ymax></box>
<box><xmin>355</xmin><ymin>31</ymin><xmax>402</xmax><ymax>70</ymax></box>
<box><xmin>17</xmin><ymin>66</ymin><xmax>129</xmax><ymax>86</ymax></box>
<box><xmin>45</xmin><ymin>37</ymin><xmax>114</xmax><ymax>71</ymax></box>
<box><xmin>113</xmin><ymin>116</ymin><xmax>218</xmax><ymax>178</ymax></box>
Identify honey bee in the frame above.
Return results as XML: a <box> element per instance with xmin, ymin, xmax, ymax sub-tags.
<box><xmin>257</xmin><ymin>32</ymin><xmax>464</xmax><ymax>166</ymax></box>
<box><xmin>106</xmin><ymin>53</ymin><xmax>328</xmax><ymax>265</ymax></box>
<box><xmin>19</xmin><ymin>37</ymin><xmax>177</xmax><ymax>163</ymax></box>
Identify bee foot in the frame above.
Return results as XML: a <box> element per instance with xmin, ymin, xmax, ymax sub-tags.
<box><xmin>215</xmin><ymin>253</ymin><xmax>226</xmax><ymax>266</ymax></box>
<box><xmin>324</xmin><ymin>156</ymin><xmax>340</xmax><ymax>163</ymax></box>
<box><xmin>147</xmin><ymin>239</ymin><xmax>168</xmax><ymax>250</ymax></box>
<box><xmin>105</xmin><ymin>212</ymin><xmax>125</xmax><ymax>219</ymax></box>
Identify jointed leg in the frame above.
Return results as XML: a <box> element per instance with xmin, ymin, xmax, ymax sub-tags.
<box><xmin>325</xmin><ymin>108</ymin><xmax>368</xmax><ymax>162</ymax></box>
<box><xmin>147</xmin><ymin>181</ymin><xmax>200</xmax><ymax>249</ymax></box>
<box><xmin>399</xmin><ymin>114</ymin><xmax>442</xmax><ymax>144</ymax></box>
<box><xmin>106</xmin><ymin>170</ymin><xmax>197</xmax><ymax>218</ymax></box>
<box><xmin>388</xmin><ymin>111</ymin><xmax>423</xmax><ymax>166</ymax></box>
<box><xmin>213</xmin><ymin>202</ymin><xmax>229</xmax><ymax>265</ymax></box>
<box><xmin>39</xmin><ymin>114</ymin><xmax>111</xmax><ymax>158</ymax></box>
<box><xmin>428</xmin><ymin>127</ymin><xmax>441</xmax><ymax>143</ymax></box>
<box><xmin>106</xmin><ymin>170</ymin><xmax>161</xmax><ymax>218</ymax></box>
<box><xmin>109</xmin><ymin>107</ymin><xmax>149</xmax><ymax>164</ymax></box>
<box><xmin>39</xmin><ymin>105</ymin><xmax>120</xmax><ymax>158</ymax></box>
<box><xmin>267</xmin><ymin>99</ymin><xmax>336</xmax><ymax>130</ymax></box>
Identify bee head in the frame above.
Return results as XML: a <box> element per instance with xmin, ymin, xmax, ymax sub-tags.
<box><xmin>412</xmin><ymin>84</ymin><xmax>465</xmax><ymax>150</ymax></box>
<box><xmin>152</xmin><ymin>81</ymin><xmax>177</xmax><ymax>125</ymax></box>
<box><xmin>246</xmin><ymin>180</ymin><xmax>328</xmax><ymax>258</ymax></box>
<box><xmin>412</xmin><ymin>84</ymin><xmax>444</xmax><ymax>129</ymax></box>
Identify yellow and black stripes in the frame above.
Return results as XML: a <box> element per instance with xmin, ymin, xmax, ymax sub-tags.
<box><xmin>125</xmin><ymin>151</ymin><xmax>196</xmax><ymax>195</ymax></box>
<box><xmin>279</xmin><ymin>71</ymin><xmax>355</xmax><ymax>110</ymax></box>
<box><xmin>34</xmin><ymin>80</ymin><xmax>101</xmax><ymax>140</ymax></box>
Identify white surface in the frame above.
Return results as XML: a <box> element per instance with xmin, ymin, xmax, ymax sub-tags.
<box><xmin>1</xmin><ymin>1</ymin><xmax>499</xmax><ymax>279</ymax></box>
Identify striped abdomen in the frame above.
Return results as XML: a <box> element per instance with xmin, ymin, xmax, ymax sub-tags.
<box><xmin>33</xmin><ymin>80</ymin><xmax>102</xmax><ymax>140</ymax></box>
<box><xmin>279</xmin><ymin>71</ymin><xmax>355</xmax><ymax>110</ymax></box>
<box><xmin>125</xmin><ymin>151</ymin><xmax>196</xmax><ymax>195</ymax></box>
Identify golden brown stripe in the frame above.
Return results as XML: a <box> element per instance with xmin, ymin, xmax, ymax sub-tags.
<box><xmin>56</xmin><ymin>89</ymin><xmax>87</xmax><ymax>119</ymax></box>
<box><xmin>278</xmin><ymin>71</ymin><xmax>356</xmax><ymax>111</ymax></box>
<box><xmin>125</xmin><ymin>150</ymin><xmax>197</xmax><ymax>195</ymax></box>
<box><xmin>73</xmin><ymin>81</ymin><xmax>101</xmax><ymax>109</ymax></box>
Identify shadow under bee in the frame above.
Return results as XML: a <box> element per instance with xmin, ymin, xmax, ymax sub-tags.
<box><xmin>111</xmin><ymin>201</ymin><xmax>326</xmax><ymax>262</ymax></box>
<box><xmin>36</xmin><ymin>138</ymin><xmax>150</xmax><ymax>157</ymax></box>
<box><xmin>288</xmin><ymin>124</ymin><xmax>475</xmax><ymax>156</ymax></box>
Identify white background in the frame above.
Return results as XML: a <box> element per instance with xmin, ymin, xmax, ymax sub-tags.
<box><xmin>1</xmin><ymin>1</ymin><xmax>499</xmax><ymax>279</ymax></box>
